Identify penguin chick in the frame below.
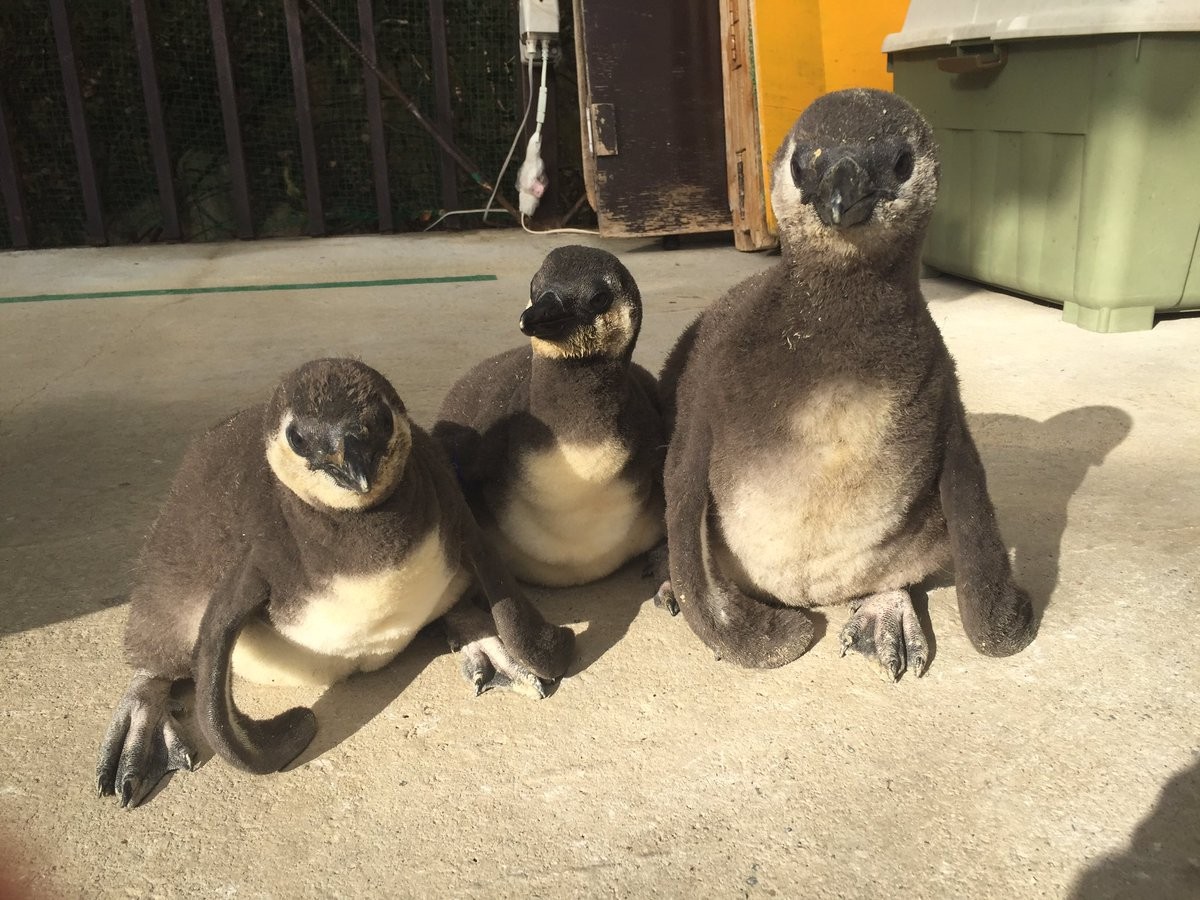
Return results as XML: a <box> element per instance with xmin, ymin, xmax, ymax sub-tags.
<box><xmin>434</xmin><ymin>245</ymin><xmax>666</xmax><ymax>587</ymax></box>
<box><xmin>97</xmin><ymin>358</ymin><xmax>573</xmax><ymax>808</ymax></box>
<box><xmin>657</xmin><ymin>88</ymin><xmax>1036</xmax><ymax>677</ymax></box>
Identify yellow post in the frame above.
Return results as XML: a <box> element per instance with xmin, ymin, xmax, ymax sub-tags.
<box><xmin>750</xmin><ymin>0</ymin><xmax>909</xmax><ymax>230</ymax></box>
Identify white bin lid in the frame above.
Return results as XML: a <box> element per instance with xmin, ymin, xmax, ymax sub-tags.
<box><xmin>883</xmin><ymin>0</ymin><xmax>1200</xmax><ymax>52</ymax></box>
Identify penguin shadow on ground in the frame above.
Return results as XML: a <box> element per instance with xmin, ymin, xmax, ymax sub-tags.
<box><xmin>288</xmin><ymin>631</ymin><xmax>445</xmax><ymax>768</ymax></box>
<box><xmin>0</xmin><ymin>396</ymin><xmax>195</xmax><ymax>635</ymax></box>
<box><xmin>1068</xmin><ymin>756</ymin><xmax>1200</xmax><ymax>899</ymax></box>
<box><xmin>532</xmin><ymin>557</ymin><xmax>656</xmax><ymax>675</ymax></box>
<box><xmin>966</xmin><ymin>406</ymin><xmax>1133</xmax><ymax>616</ymax></box>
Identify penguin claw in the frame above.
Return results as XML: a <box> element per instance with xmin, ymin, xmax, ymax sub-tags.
<box><xmin>838</xmin><ymin>589</ymin><xmax>929</xmax><ymax>682</ymax></box>
<box><xmin>454</xmin><ymin>636</ymin><xmax>554</xmax><ymax>700</ymax></box>
<box><xmin>97</xmin><ymin>674</ymin><xmax>198</xmax><ymax>809</ymax></box>
<box><xmin>651</xmin><ymin>580</ymin><xmax>680</xmax><ymax>616</ymax></box>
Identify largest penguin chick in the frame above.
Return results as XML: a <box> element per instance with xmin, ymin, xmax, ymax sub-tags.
<box><xmin>658</xmin><ymin>89</ymin><xmax>1036</xmax><ymax>676</ymax></box>
<box><xmin>97</xmin><ymin>358</ymin><xmax>573</xmax><ymax>808</ymax></box>
<box><xmin>434</xmin><ymin>246</ymin><xmax>665</xmax><ymax>587</ymax></box>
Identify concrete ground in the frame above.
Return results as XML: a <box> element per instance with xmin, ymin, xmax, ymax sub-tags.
<box><xmin>0</xmin><ymin>231</ymin><xmax>1196</xmax><ymax>899</ymax></box>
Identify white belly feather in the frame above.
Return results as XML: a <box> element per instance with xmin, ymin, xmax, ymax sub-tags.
<box><xmin>716</xmin><ymin>381</ymin><xmax>921</xmax><ymax>605</ymax></box>
<box><xmin>232</xmin><ymin>530</ymin><xmax>470</xmax><ymax>687</ymax></box>
<box><xmin>493</xmin><ymin>439</ymin><xmax>663</xmax><ymax>587</ymax></box>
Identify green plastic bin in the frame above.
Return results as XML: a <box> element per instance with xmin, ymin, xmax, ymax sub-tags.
<box><xmin>884</xmin><ymin>1</ymin><xmax>1200</xmax><ymax>332</ymax></box>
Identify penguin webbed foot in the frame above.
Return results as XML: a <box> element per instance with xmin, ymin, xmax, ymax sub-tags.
<box><xmin>839</xmin><ymin>589</ymin><xmax>929</xmax><ymax>682</ymax></box>
<box><xmin>443</xmin><ymin>603</ymin><xmax>555</xmax><ymax>699</ymax></box>
<box><xmin>454</xmin><ymin>636</ymin><xmax>553</xmax><ymax>700</ymax></box>
<box><xmin>651</xmin><ymin>579</ymin><xmax>680</xmax><ymax>616</ymax></box>
<box><xmin>96</xmin><ymin>673</ymin><xmax>197</xmax><ymax>809</ymax></box>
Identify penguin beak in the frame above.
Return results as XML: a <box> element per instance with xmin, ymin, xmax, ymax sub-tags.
<box><xmin>520</xmin><ymin>290</ymin><xmax>576</xmax><ymax>339</ymax></box>
<box><xmin>320</xmin><ymin>437</ymin><xmax>372</xmax><ymax>494</ymax></box>
<box><xmin>815</xmin><ymin>154</ymin><xmax>877</xmax><ymax>228</ymax></box>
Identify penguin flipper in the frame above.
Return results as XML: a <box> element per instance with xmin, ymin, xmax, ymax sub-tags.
<box><xmin>96</xmin><ymin>672</ymin><xmax>197</xmax><ymax>808</ymax></box>
<box><xmin>940</xmin><ymin>406</ymin><xmax>1037</xmax><ymax>656</ymax></box>
<box><xmin>193</xmin><ymin>556</ymin><xmax>317</xmax><ymax>773</ymax></box>
<box><xmin>665</xmin><ymin>420</ymin><xmax>814</xmax><ymax>669</ymax></box>
<box><xmin>464</xmin><ymin>528</ymin><xmax>575</xmax><ymax>682</ymax></box>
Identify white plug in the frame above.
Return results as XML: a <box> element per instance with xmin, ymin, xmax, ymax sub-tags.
<box><xmin>516</xmin><ymin>132</ymin><xmax>547</xmax><ymax>217</ymax></box>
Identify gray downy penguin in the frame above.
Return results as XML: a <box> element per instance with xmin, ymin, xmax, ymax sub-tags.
<box><xmin>434</xmin><ymin>245</ymin><xmax>665</xmax><ymax>588</ymax></box>
<box><xmin>656</xmin><ymin>88</ymin><xmax>1036</xmax><ymax>676</ymax></box>
<box><xmin>97</xmin><ymin>358</ymin><xmax>573</xmax><ymax>808</ymax></box>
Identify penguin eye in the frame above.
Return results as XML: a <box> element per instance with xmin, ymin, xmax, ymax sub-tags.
<box><xmin>286</xmin><ymin>424</ymin><xmax>309</xmax><ymax>456</ymax></box>
<box><xmin>790</xmin><ymin>151</ymin><xmax>804</xmax><ymax>188</ymax></box>
<box><xmin>894</xmin><ymin>149</ymin><xmax>915</xmax><ymax>183</ymax></box>
<box><xmin>588</xmin><ymin>288</ymin><xmax>613</xmax><ymax>313</ymax></box>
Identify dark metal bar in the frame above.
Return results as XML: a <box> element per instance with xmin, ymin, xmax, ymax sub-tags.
<box><xmin>283</xmin><ymin>0</ymin><xmax>325</xmax><ymax>236</ymax></box>
<box><xmin>130</xmin><ymin>0</ymin><xmax>181</xmax><ymax>241</ymax></box>
<box><xmin>560</xmin><ymin>192</ymin><xmax>589</xmax><ymax>228</ymax></box>
<box><xmin>207</xmin><ymin>0</ymin><xmax>254</xmax><ymax>238</ymax></box>
<box><xmin>49</xmin><ymin>0</ymin><xmax>105</xmax><ymax>245</ymax></box>
<box><xmin>0</xmin><ymin>91</ymin><xmax>30</xmax><ymax>248</ymax></box>
<box><xmin>356</xmin><ymin>0</ymin><xmax>392</xmax><ymax>232</ymax></box>
<box><xmin>427</xmin><ymin>0</ymin><xmax>459</xmax><ymax>212</ymax></box>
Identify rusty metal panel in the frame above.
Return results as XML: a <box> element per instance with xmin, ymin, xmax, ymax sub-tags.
<box><xmin>576</xmin><ymin>0</ymin><xmax>730</xmax><ymax>238</ymax></box>
<box><xmin>49</xmin><ymin>0</ymin><xmax>106</xmax><ymax>245</ymax></box>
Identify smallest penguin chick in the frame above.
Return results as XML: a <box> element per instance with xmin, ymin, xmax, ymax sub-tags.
<box><xmin>435</xmin><ymin>245</ymin><xmax>667</xmax><ymax>588</ymax></box>
<box><xmin>96</xmin><ymin>358</ymin><xmax>573</xmax><ymax>808</ymax></box>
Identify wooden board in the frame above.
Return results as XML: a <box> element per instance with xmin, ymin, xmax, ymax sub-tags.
<box><xmin>575</xmin><ymin>0</ymin><xmax>732</xmax><ymax>238</ymax></box>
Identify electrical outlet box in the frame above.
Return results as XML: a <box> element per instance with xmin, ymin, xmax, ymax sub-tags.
<box><xmin>519</xmin><ymin>0</ymin><xmax>560</xmax><ymax>59</ymax></box>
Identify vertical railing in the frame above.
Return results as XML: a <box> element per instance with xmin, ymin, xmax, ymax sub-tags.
<box><xmin>0</xmin><ymin>90</ymin><xmax>30</xmax><ymax>249</ymax></box>
<box><xmin>357</xmin><ymin>0</ymin><xmax>394</xmax><ymax>232</ymax></box>
<box><xmin>130</xmin><ymin>0</ymin><xmax>182</xmax><ymax>241</ymax></box>
<box><xmin>1</xmin><ymin>0</ymin><xmax>538</xmax><ymax>249</ymax></box>
<box><xmin>283</xmin><ymin>0</ymin><xmax>325</xmax><ymax>237</ymax></box>
<box><xmin>207</xmin><ymin>0</ymin><xmax>254</xmax><ymax>239</ymax></box>
<box><xmin>49</xmin><ymin>0</ymin><xmax>105</xmax><ymax>245</ymax></box>
<box><xmin>427</xmin><ymin>0</ymin><xmax>459</xmax><ymax>213</ymax></box>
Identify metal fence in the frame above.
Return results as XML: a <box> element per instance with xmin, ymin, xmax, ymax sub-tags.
<box><xmin>0</xmin><ymin>0</ymin><xmax>582</xmax><ymax>250</ymax></box>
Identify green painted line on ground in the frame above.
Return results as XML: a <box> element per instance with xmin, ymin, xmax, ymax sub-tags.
<box><xmin>0</xmin><ymin>274</ymin><xmax>498</xmax><ymax>305</ymax></box>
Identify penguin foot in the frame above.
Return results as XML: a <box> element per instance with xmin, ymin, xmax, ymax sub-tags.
<box><xmin>651</xmin><ymin>580</ymin><xmax>680</xmax><ymax>616</ymax></box>
<box><xmin>96</xmin><ymin>673</ymin><xmax>197</xmax><ymax>809</ymax></box>
<box><xmin>456</xmin><ymin>636</ymin><xmax>551</xmax><ymax>700</ymax></box>
<box><xmin>839</xmin><ymin>589</ymin><xmax>929</xmax><ymax>682</ymax></box>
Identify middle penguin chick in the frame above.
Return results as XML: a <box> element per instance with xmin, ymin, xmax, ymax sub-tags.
<box><xmin>435</xmin><ymin>245</ymin><xmax>666</xmax><ymax>588</ymax></box>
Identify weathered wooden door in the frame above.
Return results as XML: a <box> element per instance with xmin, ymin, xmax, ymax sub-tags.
<box><xmin>574</xmin><ymin>0</ymin><xmax>731</xmax><ymax>239</ymax></box>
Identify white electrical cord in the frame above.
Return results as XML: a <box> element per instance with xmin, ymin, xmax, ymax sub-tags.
<box><xmin>520</xmin><ymin>213</ymin><xmax>598</xmax><ymax>236</ymax></box>
<box><xmin>480</xmin><ymin>51</ymin><xmax>536</xmax><ymax>224</ymax></box>
<box><xmin>423</xmin><ymin>207</ymin><xmax>514</xmax><ymax>231</ymax></box>
<box><xmin>426</xmin><ymin>37</ymin><xmax>598</xmax><ymax>235</ymax></box>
